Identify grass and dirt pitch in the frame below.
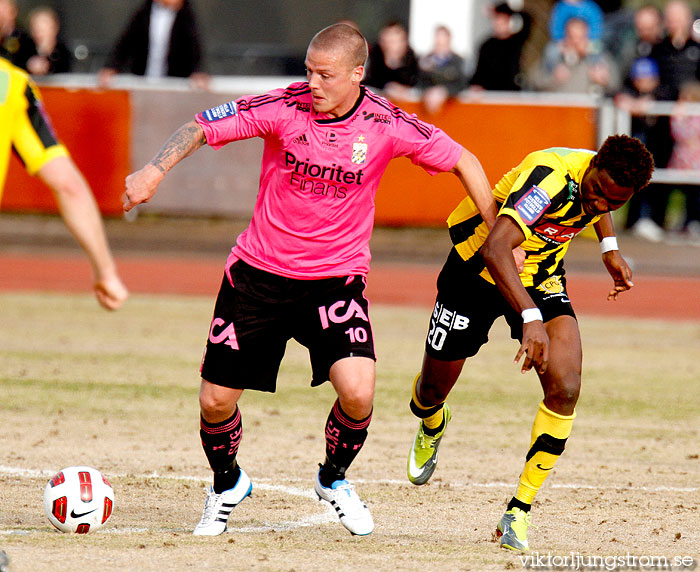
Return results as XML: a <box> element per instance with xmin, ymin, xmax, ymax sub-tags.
<box><xmin>0</xmin><ymin>291</ymin><xmax>698</xmax><ymax>571</ymax></box>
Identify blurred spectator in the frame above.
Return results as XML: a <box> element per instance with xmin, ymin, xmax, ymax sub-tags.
<box><xmin>651</xmin><ymin>0</ymin><xmax>700</xmax><ymax>101</ymax></box>
<box><xmin>615</xmin><ymin>4</ymin><xmax>663</xmax><ymax>87</ymax></box>
<box><xmin>364</xmin><ymin>21</ymin><xmax>419</xmax><ymax>100</ymax></box>
<box><xmin>593</xmin><ymin>0</ymin><xmax>622</xmax><ymax>15</ymax></box>
<box><xmin>598</xmin><ymin>0</ymin><xmax>630</xmax><ymax>59</ymax></box>
<box><xmin>615</xmin><ymin>58</ymin><xmax>674</xmax><ymax>241</ymax></box>
<box><xmin>542</xmin><ymin>0</ymin><xmax>604</xmax><ymax>75</ymax></box>
<box><xmin>668</xmin><ymin>81</ymin><xmax>700</xmax><ymax>238</ymax></box>
<box><xmin>98</xmin><ymin>0</ymin><xmax>208</xmax><ymax>90</ymax></box>
<box><xmin>418</xmin><ymin>25</ymin><xmax>467</xmax><ymax>114</ymax></box>
<box><xmin>469</xmin><ymin>2</ymin><xmax>531</xmax><ymax>92</ymax></box>
<box><xmin>0</xmin><ymin>0</ymin><xmax>36</xmax><ymax>71</ymax></box>
<box><xmin>531</xmin><ymin>17</ymin><xmax>620</xmax><ymax>95</ymax></box>
<box><xmin>549</xmin><ymin>0</ymin><xmax>604</xmax><ymax>45</ymax></box>
<box><xmin>26</xmin><ymin>6</ymin><xmax>71</xmax><ymax>75</ymax></box>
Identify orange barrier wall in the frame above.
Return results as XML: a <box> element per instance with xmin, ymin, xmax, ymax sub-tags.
<box><xmin>1</xmin><ymin>87</ymin><xmax>130</xmax><ymax>216</ymax></box>
<box><xmin>374</xmin><ymin>100</ymin><xmax>597</xmax><ymax>226</ymax></box>
<box><xmin>1</xmin><ymin>87</ymin><xmax>596</xmax><ymax>225</ymax></box>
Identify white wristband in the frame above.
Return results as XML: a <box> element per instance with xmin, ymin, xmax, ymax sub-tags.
<box><xmin>521</xmin><ymin>308</ymin><xmax>543</xmax><ymax>323</ymax></box>
<box><xmin>600</xmin><ymin>236</ymin><xmax>619</xmax><ymax>253</ymax></box>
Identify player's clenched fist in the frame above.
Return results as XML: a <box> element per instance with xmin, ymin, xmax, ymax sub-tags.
<box><xmin>123</xmin><ymin>163</ymin><xmax>164</xmax><ymax>212</ymax></box>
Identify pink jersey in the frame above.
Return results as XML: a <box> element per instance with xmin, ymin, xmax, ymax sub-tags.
<box><xmin>195</xmin><ymin>82</ymin><xmax>462</xmax><ymax>279</ymax></box>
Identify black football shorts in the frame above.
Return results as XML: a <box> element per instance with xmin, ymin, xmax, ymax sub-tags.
<box><xmin>425</xmin><ymin>248</ymin><xmax>577</xmax><ymax>361</ymax></box>
<box><xmin>200</xmin><ymin>259</ymin><xmax>376</xmax><ymax>392</ymax></box>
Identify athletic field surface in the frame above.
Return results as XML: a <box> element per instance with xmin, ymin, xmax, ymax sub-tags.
<box><xmin>1</xmin><ymin>215</ymin><xmax>698</xmax><ymax>571</ymax></box>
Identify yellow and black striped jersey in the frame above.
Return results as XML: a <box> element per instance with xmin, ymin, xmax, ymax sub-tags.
<box><xmin>447</xmin><ymin>147</ymin><xmax>602</xmax><ymax>287</ymax></box>
<box><xmin>0</xmin><ymin>57</ymin><xmax>68</xmax><ymax>200</ymax></box>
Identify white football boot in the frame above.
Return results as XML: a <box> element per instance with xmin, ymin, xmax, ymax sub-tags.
<box><xmin>193</xmin><ymin>468</ymin><xmax>252</xmax><ymax>536</ymax></box>
<box><xmin>314</xmin><ymin>470</ymin><xmax>374</xmax><ymax>536</ymax></box>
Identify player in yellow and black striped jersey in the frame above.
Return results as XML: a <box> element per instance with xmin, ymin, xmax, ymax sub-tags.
<box><xmin>0</xmin><ymin>57</ymin><xmax>68</xmax><ymax>192</ymax></box>
<box><xmin>0</xmin><ymin>57</ymin><xmax>127</xmax><ymax>309</ymax></box>
<box><xmin>448</xmin><ymin>146</ymin><xmax>618</xmax><ymax>287</ymax></box>
<box><xmin>407</xmin><ymin>135</ymin><xmax>654</xmax><ymax>552</ymax></box>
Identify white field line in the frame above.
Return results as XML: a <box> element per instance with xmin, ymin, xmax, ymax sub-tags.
<box><xmin>356</xmin><ymin>479</ymin><xmax>700</xmax><ymax>493</ymax></box>
<box><xmin>0</xmin><ymin>464</ymin><xmax>695</xmax><ymax>536</ymax></box>
<box><xmin>0</xmin><ymin>464</ymin><xmax>336</xmax><ymax>535</ymax></box>
<box><xmin>1</xmin><ymin>464</ymin><xmax>696</xmax><ymax>493</ymax></box>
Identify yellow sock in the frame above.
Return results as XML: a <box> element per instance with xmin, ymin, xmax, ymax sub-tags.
<box><xmin>514</xmin><ymin>401</ymin><xmax>575</xmax><ymax>505</ymax></box>
<box><xmin>423</xmin><ymin>408</ymin><xmax>444</xmax><ymax>430</ymax></box>
<box><xmin>410</xmin><ymin>373</ymin><xmax>444</xmax><ymax>429</ymax></box>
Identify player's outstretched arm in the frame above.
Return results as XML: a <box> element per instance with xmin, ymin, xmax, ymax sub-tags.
<box><xmin>481</xmin><ymin>216</ymin><xmax>549</xmax><ymax>374</ymax></box>
<box><xmin>38</xmin><ymin>156</ymin><xmax>129</xmax><ymax>311</ymax></box>
<box><xmin>594</xmin><ymin>213</ymin><xmax>634</xmax><ymax>301</ymax></box>
<box><xmin>601</xmin><ymin>251</ymin><xmax>634</xmax><ymax>300</ymax></box>
<box><xmin>450</xmin><ymin>148</ymin><xmax>498</xmax><ymax>228</ymax></box>
<box><xmin>450</xmin><ymin>148</ymin><xmax>524</xmax><ymax>272</ymax></box>
<box><xmin>124</xmin><ymin>120</ymin><xmax>207</xmax><ymax>212</ymax></box>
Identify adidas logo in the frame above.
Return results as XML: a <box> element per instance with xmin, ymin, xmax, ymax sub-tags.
<box><xmin>292</xmin><ymin>133</ymin><xmax>309</xmax><ymax>145</ymax></box>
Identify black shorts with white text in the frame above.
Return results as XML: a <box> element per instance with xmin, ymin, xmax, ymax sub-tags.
<box><xmin>425</xmin><ymin>248</ymin><xmax>576</xmax><ymax>361</ymax></box>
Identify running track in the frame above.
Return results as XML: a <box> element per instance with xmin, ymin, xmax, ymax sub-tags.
<box><xmin>1</xmin><ymin>252</ymin><xmax>699</xmax><ymax>321</ymax></box>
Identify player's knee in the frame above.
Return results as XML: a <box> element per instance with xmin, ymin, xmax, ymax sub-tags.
<box><xmin>419</xmin><ymin>383</ymin><xmax>449</xmax><ymax>406</ymax></box>
<box><xmin>199</xmin><ymin>387</ymin><xmax>237</xmax><ymax>420</ymax></box>
<box><xmin>337</xmin><ymin>386</ymin><xmax>374</xmax><ymax>419</ymax></box>
<box><xmin>544</xmin><ymin>375</ymin><xmax>580</xmax><ymax>412</ymax></box>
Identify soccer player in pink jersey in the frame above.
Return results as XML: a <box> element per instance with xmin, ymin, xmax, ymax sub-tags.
<box><xmin>124</xmin><ymin>23</ymin><xmax>498</xmax><ymax>537</ymax></box>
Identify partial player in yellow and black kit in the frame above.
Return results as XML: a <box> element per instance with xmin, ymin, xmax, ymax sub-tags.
<box><xmin>0</xmin><ymin>57</ymin><xmax>128</xmax><ymax>310</ymax></box>
<box><xmin>0</xmin><ymin>57</ymin><xmax>68</xmax><ymax>195</ymax></box>
<box><xmin>406</xmin><ymin>135</ymin><xmax>654</xmax><ymax>552</ymax></box>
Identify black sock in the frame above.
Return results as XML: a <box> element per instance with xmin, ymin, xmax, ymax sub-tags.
<box><xmin>318</xmin><ymin>460</ymin><xmax>345</xmax><ymax>488</ymax></box>
<box><xmin>200</xmin><ymin>408</ymin><xmax>243</xmax><ymax>493</ymax></box>
<box><xmin>320</xmin><ymin>400</ymin><xmax>372</xmax><ymax>487</ymax></box>
<box><xmin>213</xmin><ymin>463</ymin><xmax>241</xmax><ymax>494</ymax></box>
<box><xmin>507</xmin><ymin>497</ymin><xmax>531</xmax><ymax>513</ymax></box>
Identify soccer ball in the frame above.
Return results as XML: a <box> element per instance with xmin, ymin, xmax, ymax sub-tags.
<box><xmin>43</xmin><ymin>466</ymin><xmax>114</xmax><ymax>534</ymax></box>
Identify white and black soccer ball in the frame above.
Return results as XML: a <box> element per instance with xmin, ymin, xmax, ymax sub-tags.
<box><xmin>43</xmin><ymin>465</ymin><xmax>114</xmax><ymax>534</ymax></box>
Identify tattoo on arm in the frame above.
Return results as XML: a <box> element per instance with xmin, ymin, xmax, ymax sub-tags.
<box><xmin>149</xmin><ymin>121</ymin><xmax>206</xmax><ymax>174</ymax></box>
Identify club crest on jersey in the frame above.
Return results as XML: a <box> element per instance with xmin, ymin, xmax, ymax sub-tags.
<box><xmin>536</xmin><ymin>275</ymin><xmax>565</xmax><ymax>295</ymax></box>
<box><xmin>202</xmin><ymin>101</ymin><xmax>237</xmax><ymax>122</ymax></box>
<box><xmin>515</xmin><ymin>185</ymin><xmax>551</xmax><ymax>224</ymax></box>
<box><xmin>352</xmin><ymin>135</ymin><xmax>368</xmax><ymax>165</ymax></box>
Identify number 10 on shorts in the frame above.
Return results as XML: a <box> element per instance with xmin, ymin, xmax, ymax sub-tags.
<box><xmin>345</xmin><ymin>327</ymin><xmax>368</xmax><ymax>343</ymax></box>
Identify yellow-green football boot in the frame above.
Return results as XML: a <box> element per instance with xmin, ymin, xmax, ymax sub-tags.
<box><xmin>407</xmin><ymin>403</ymin><xmax>451</xmax><ymax>485</ymax></box>
<box><xmin>496</xmin><ymin>507</ymin><xmax>532</xmax><ymax>552</ymax></box>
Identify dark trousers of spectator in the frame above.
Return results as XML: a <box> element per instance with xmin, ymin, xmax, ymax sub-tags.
<box><xmin>626</xmin><ymin>183</ymin><xmax>671</xmax><ymax>229</ymax></box>
<box><xmin>678</xmin><ymin>184</ymin><xmax>700</xmax><ymax>230</ymax></box>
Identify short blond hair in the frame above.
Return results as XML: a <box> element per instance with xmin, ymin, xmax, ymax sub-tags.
<box><xmin>308</xmin><ymin>23</ymin><xmax>368</xmax><ymax>69</ymax></box>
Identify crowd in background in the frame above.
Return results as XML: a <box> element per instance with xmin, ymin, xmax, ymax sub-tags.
<box><xmin>1</xmin><ymin>0</ymin><xmax>699</xmax><ymax>241</ymax></box>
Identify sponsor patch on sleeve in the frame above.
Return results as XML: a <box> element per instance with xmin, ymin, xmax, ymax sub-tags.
<box><xmin>202</xmin><ymin>101</ymin><xmax>237</xmax><ymax>122</ymax></box>
<box><xmin>514</xmin><ymin>185</ymin><xmax>551</xmax><ymax>224</ymax></box>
